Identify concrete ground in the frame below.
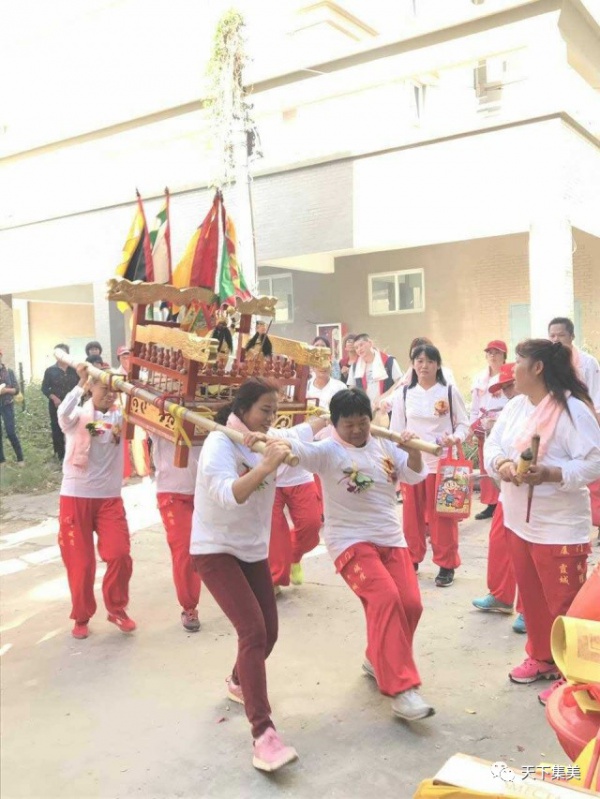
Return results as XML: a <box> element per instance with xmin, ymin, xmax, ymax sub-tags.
<box><xmin>1</xmin><ymin>483</ymin><xmax>591</xmax><ymax>799</ymax></box>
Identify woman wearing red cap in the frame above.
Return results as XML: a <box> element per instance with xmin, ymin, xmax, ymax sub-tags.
<box><xmin>470</xmin><ymin>341</ymin><xmax>509</xmax><ymax>520</ymax></box>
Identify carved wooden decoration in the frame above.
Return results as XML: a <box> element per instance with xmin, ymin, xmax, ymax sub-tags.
<box><xmin>106</xmin><ymin>278</ymin><xmax>216</xmax><ymax>306</ymax></box>
<box><xmin>134</xmin><ymin>325</ymin><xmax>219</xmax><ymax>364</ymax></box>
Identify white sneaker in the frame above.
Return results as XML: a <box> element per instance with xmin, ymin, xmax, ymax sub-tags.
<box><xmin>362</xmin><ymin>659</ymin><xmax>375</xmax><ymax>679</ymax></box>
<box><xmin>391</xmin><ymin>689</ymin><xmax>435</xmax><ymax>721</ymax></box>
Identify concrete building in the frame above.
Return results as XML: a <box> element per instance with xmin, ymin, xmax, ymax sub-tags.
<box><xmin>1</xmin><ymin>0</ymin><xmax>599</xmax><ymax>390</ymax></box>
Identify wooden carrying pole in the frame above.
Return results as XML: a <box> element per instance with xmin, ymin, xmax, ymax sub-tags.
<box><xmin>54</xmin><ymin>349</ymin><xmax>300</xmax><ymax>467</ymax></box>
<box><xmin>315</xmin><ymin>412</ymin><xmax>442</xmax><ymax>456</ymax></box>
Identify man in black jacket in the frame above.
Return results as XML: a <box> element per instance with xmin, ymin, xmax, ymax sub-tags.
<box><xmin>41</xmin><ymin>344</ymin><xmax>79</xmax><ymax>462</ymax></box>
<box><xmin>0</xmin><ymin>350</ymin><xmax>24</xmax><ymax>466</ymax></box>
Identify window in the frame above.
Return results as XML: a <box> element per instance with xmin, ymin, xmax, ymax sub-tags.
<box><xmin>257</xmin><ymin>273</ymin><xmax>294</xmax><ymax>323</ymax></box>
<box><xmin>368</xmin><ymin>269</ymin><xmax>425</xmax><ymax>316</ymax></box>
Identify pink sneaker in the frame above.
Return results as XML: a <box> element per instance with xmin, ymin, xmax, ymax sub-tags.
<box><xmin>72</xmin><ymin>622</ymin><xmax>89</xmax><ymax>639</ymax></box>
<box><xmin>538</xmin><ymin>677</ymin><xmax>566</xmax><ymax>705</ymax></box>
<box><xmin>252</xmin><ymin>728</ymin><xmax>298</xmax><ymax>772</ymax></box>
<box><xmin>225</xmin><ymin>675</ymin><xmax>244</xmax><ymax>705</ymax></box>
<box><xmin>107</xmin><ymin>611</ymin><xmax>137</xmax><ymax>633</ymax></box>
<box><xmin>509</xmin><ymin>657</ymin><xmax>560</xmax><ymax>684</ymax></box>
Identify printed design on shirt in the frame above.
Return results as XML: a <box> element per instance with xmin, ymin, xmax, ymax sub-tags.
<box><xmin>338</xmin><ymin>462</ymin><xmax>375</xmax><ymax>494</ymax></box>
<box><xmin>86</xmin><ymin>420</ymin><xmax>121</xmax><ymax>444</ymax></box>
<box><xmin>381</xmin><ymin>455</ymin><xmax>398</xmax><ymax>484</ymax></box>
<box><xmin>239</xmin><ymin>461</ymin><xmax>268</xmax><ymax>491</ymax></box>
<box><xmin>433</xmin><ymin>399</ymin><xmax>449</xmax><ymax>417</ymax></box>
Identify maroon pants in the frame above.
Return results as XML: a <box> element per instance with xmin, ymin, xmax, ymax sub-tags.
<box><xmin>193</xmin><ymin>554</ymin><xmax>277</xmax><ymax>738</ymax></box>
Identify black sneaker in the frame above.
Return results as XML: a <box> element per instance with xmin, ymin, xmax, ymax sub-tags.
<box><xmin>475</xmin><ymin>504</ymin><xmax>496</xmax><ymax>520</ymax></box>
<box><xmin>435</xmin><ymin>567</ymin><xmax>455</xmax><ymax>587</ymax></box>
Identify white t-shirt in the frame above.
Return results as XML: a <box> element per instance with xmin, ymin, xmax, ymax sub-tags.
<box><xmin>576</xmin><ymin>348</ymin><xmax>600</xmax><ymax>413</ymax></box>
<box><xmin>275</xmin><ymin>423</ymin><xmax>315</xmax><ymax>488</ymax></box>
<box><xmin>190</xmin><ymin>423</ymin><xmax>306</xmax><ymax>560</ymax></box>
<box><xmin>390</xmin><ymin>382</ymin><xmax>470</xmax><ymax>473</ymax></box>
<box><xmin>470</xmin><ymin>368</ymin><xmax>508</xmax><ymax>428</ymax></box>
<box><xmin>152</xmin><ymin>436</ymin><xmax>201</xmax><ymax>495</ymax></box>
<box><xmin>59</xmin><ymin>385</ymin><xmax>124</xmax><ymax>499</ymax></box>
<box><xmin>191</xmin><ymin>431</ymin><xmax>277</xmax><ymax>561</ymax></box>
<box><xmin>484</xmin><ymin>395</ymin><xmax>600</xmax><ymax>544</ymax></box>
<box><xmin>290</xmin><ymin>436</ymin><xmax>427</xmax><ymax>561</ymax></box>
<box><xmin>306</xmin><ymin>376</ymin><xmax>346</xmax><ymax>412</ymax></box>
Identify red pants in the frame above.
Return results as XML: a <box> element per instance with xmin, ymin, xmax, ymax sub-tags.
<box><xmin>58</xmin><ymin>496</ymin><xmax>133</xmax><ymax>623</ymax></box>
<box><xmin>477</xmin><ymin>436</ymin><xmax>500</xmax><ymax>506</ymax></box>
<box><xmin>268</xmin><ymin>483</ymin><xmax>322</xmax><ymax>586</ymax></box>
<box><xmin>336</xmin><ymin>543</ymin><xmax>422</xmax><ymax>695</ymax></box>
<box><xmin>487</xmin><ymin>504</ymin><xmax>522</xmax><ymax>612</ymax></box>
<box><xmin>402</xmin><ymin>474</ymin><xmax>461</xmax><ymax>569</ymax></box>
<box><xmin>507</xmin><ymin>530</ymin><xmax>590</xmax><ymax>662</ymax></box>
<box><xmin>157</xmin><ymin>493</ymin><xmax>201</xmax><ymax>611</ymax></box>
<box><xmin>193</xmin><ymin>554</ymin><xmax>277</xmax><ymax>739</ymax></box>
<box><xmin>589</xmin><ymin>479</ymin><xmax>600</xmax><ymax>527</ymax></box>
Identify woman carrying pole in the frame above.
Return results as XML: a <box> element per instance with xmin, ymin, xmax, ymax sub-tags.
<box><xmin>190</xmin><ymin>378</ymin><xmax>317</xmax><ymax>772</ymax></box>
<box><xmin>484</xmin><ymin>339</ymin><xmax>600</xmax><ymax>689</ymax></box>
<box><xmin>288</xmin><ymin>388</ymin><xmax>434</xmax><ymax>721</ymax></box>
<box><xmin>57</xmin><ymin>362</ymin><xmax>135</xmax><ymax>639</ymax></box>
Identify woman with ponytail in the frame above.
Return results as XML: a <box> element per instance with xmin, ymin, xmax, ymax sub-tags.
<box><xmin>484</xmin><ymin>339</ymin><xmax>600</xmax><ymax>696</ymax></box>
<box><xmin>191</xmin><ymin>378</ymin><xmax>324</xmax><ymax>772</ymax></box>
<box><xmin>390</xmin><ymin>344</ymin><xmax>470</xmax><ymax>587</ymax></box>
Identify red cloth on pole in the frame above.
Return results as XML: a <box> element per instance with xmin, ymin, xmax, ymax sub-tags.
<box><xmin>157</xmin><ymin>493</ymin><xmax>201</xmax><ymax>610</ymax></box>
<box><xmin>58</xmin><ymin>496</ymin><xmax>133</xmax><ymax>622</ymax></box>
<box><xmin>507</xmin><ymin>529</ymin><xmax>590</xmax><ymax>662</ymax></box>
<box><xmin>335</xmin><ymin>543</ymin><xmax>422</xmax><ymax>695</ymax></box>
<box><xmin>268</xmin><ymin>483</ymin><xmax>322</xmax><ymax>586</ymax></box>
<box><xmin>402</xmin><ymin>474</ymin><xmax>461</xmax><ymax>569</ymax></box>
<box><xmin>478</xmin><ymin>436</ymin><xmax>500</xmax><ymax>505</ymax></box>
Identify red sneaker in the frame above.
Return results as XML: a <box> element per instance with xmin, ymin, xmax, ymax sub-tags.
<box><xmin>509</xmin><ymin>657</ymin><xmax>560</xmax><ymax>684</ymax></box>
<box><xmin>538</xmin><ymin>677</ymin><xmax>566</xmax><ymax>705</ymax></box>
<box><xmin>181</xmin><ymin>609</ymin><xmax>201</xmax><ymax>632</ymax></box>
<box><xmin>107</xmin><ymin>611</ymin><xmax>137</xmax><ymax>633</ymax></box>
<box><xmin>252</xmin><ymin>728</ymin><xmax>298</xmax><ymax>772</ymax></box>
<box><xmin>72</xmin><ymin>622</ymin><xmax>89</xmax><ymax>639</ymax></box>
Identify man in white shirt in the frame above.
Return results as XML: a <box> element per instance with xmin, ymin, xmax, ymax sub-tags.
<box><xmin>347</xmin><ymin>334</ymin><xmax>402</xmax><ymax>407</ymax></box>
<box><xmin>306</xmin><ymin>364</ymin><xmax>346</xmax><ymax>412</ymax></box>
<box><xmin>548</xmin><ymin>317</ymin><xmax>600</xmax><ymax>533</ymax></box>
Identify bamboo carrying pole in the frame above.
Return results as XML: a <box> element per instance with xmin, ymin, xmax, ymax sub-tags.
<box><xmin>54</xmin><ymin>349</ymin><xmax>300</xmax><ymax>467</ymax></box>
<box><xmin>315</xmin><ymin>412</ymin><xmax>442</xmax><ymax>456</ymax></box>
<box><xmin>525</xmin><ymin>433</ymin><xmax>541</xmax><ymax>523</ymax></box>
<box><xmin>55</xmin><ymin>350</ymin><xmax>441</xmax><ymax>461</ymax></box>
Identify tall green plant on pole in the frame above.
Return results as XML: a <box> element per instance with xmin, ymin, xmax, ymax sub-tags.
<box><xmin>206</xmin><ymin>9</ymin><xmax>258</xmax><ymax>294</ymax></box>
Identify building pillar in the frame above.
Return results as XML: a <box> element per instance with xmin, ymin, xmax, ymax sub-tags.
<box><xmin>528</xmin><ymin>216</ymin><xmax>574</xmax><ymax>337</ymax></box>
<box><xmin>92</xmin><ymin>281</ymin><xmax>127</xmax><ymax>366</ymax></box>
